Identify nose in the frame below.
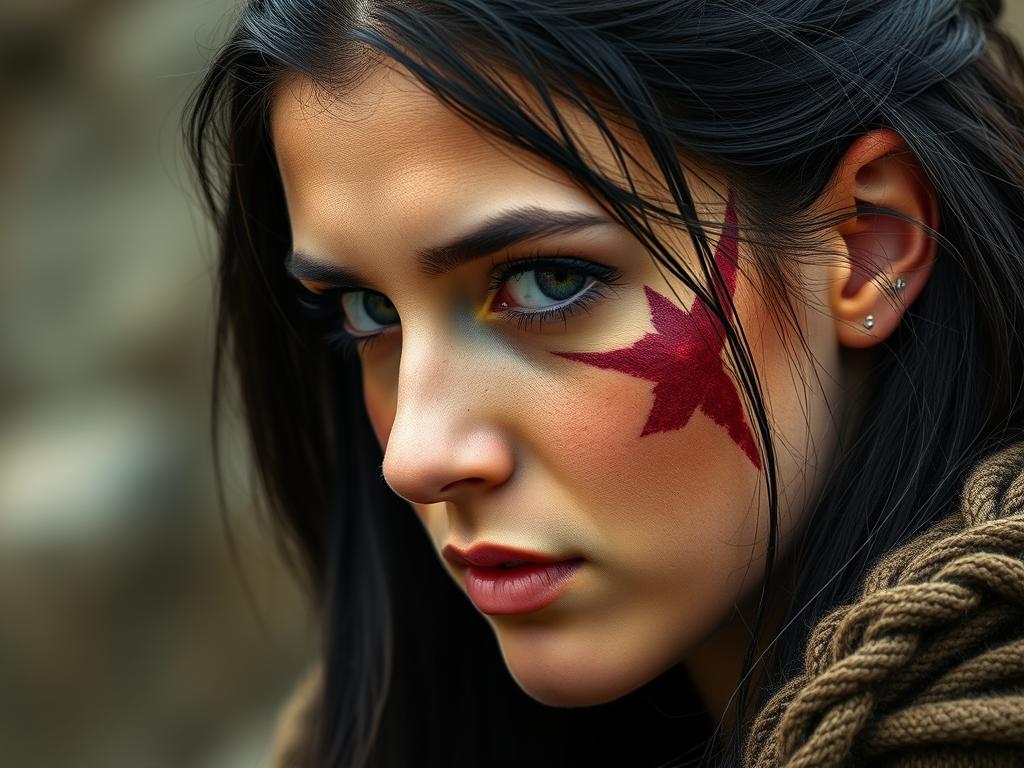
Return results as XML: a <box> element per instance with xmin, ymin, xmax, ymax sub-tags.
<box><xmin>380</xmin><ymin>335</ymin><xmax>516</xmax><ymax>506</ymax></box>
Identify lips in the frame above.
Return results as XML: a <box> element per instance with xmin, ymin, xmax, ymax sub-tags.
<box><xmin>441</xmin><ymin>542</ymin><xmax>586</xmax><ymax>615</ymax></box>
<box><xmin>462</xmin><ymin>559</ymin><xmax>585</xmax><ymax>615</ymax></box>
<box><xmin>441</xmin><ymin>542</ymin><xmax>577</xmax><ymax>567</ymax></box>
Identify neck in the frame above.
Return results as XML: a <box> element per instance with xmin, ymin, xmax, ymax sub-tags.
<box><xmin>683</xmin><ymin>557</ymin><xmax>795</xmax><ymax>735</ymax></box>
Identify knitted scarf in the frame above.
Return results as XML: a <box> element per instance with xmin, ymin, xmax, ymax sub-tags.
<box><xmin>745</xmin><ymin>441</ymin><xmax>1024</xmax><ymax>766</ymax></box>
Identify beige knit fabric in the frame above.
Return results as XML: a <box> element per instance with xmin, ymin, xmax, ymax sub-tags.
<box><xmin>745</xmin><ymin>442</ymin><xmax>1024</xmax><ymax>767</ymax></box>
<box><xmin>270</xmin><ymin>443</ymin><xmax>1024</xmax><ymax>767</ymax></box>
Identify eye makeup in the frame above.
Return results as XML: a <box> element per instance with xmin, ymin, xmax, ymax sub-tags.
<box><xmin>550</xmin><ymin>197</ymin><xmax>763</xmax><ymax>470</ymax></box>
<box><xmin>485</xmin><ymin>250</ymin><xmax>625</xmax><ymax>332</ymax></box>
<box><xmin>291</xmin><ymin>280</ymin><xmax>387</xmax><ymax>359</ymax></box>
<box><xmin>291</xmin><ymin>249</ymin><xmax>626</xmax><ymax>355</ymax></box>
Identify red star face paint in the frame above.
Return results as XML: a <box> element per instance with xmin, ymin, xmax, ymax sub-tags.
<box><xmin>551</xmin><ymin>196</ymin><xmax>762</xmax><ymax>470</ymax></box>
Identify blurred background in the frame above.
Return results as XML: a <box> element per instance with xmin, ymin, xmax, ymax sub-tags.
<box><xmin>0</xmin><ymin>2</ymin><xmax>316</xmax><ymax>767</ymax></box>
<box><xmin>2</xmin><ymin>3</ymin><xmax>1024</xmax><ymax>767</ymax></box>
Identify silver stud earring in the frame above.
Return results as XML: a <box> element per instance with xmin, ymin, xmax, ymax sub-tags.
<box><xmin>499</xmin><ymin>301</ymin><xmax>509</xmax><ymax>309</ymax></box>
<box><xmin>893</xmin><ymin>276</ymin><xmax>907</xmax><ymax>292</ymax></box>
<box><xmin>863</xmin><ymin>314</ymin><xmax>875</xmax><ymax>330</ymax></box>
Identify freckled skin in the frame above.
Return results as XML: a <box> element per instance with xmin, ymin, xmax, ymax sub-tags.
<box><xmin>552</xmin><ymin>197</ymin><xmax>762</xmax><ymax>469</ymax></box>
<box><xmin>271</xmin><ymin>62</ymin><xmax>843</xmax><ymax>714</ymax></box>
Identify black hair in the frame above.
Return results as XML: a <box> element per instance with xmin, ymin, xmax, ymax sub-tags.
<box><xmin>184</xmin><ymin>0</ymin><xmax>1024</xmax><ymax>765</ymax></box>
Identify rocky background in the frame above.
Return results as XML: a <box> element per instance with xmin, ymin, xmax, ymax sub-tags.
<box><xmin>0</xmin><ymin>2</ymin><xmax>315</xmax><ymax>767</ymax></box>
<box><xmin>1</xmin><ymin>2</ymin><xmax>1023</xmax><ymax>767</ymax></box>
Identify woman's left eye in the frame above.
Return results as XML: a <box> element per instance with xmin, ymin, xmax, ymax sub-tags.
<box><xmin>499</xmin><ymin>269</ymin><xmax>592</xmax><ymax>309</ymax></box>
<box><xmin>487</xmin><ymin>255</ymin><xmax>625</xmax><ymax>331</ymax></box>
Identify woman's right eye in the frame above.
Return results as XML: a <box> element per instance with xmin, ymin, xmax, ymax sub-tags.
<box><xmin>340</xmin><ymin>290</ymin><xmax>399</xmax><ymax>335</ymax></box>
<box><xmin>293</xmin><ymin>283</ymin><xmax>398</xmax><ymax>351</ymax></box>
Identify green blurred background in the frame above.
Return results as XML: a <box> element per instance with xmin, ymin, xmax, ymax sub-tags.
<box><xmin>1</xmin><ymin>3</ymin><xmax>1023</xmax><ymax>767</ymax></box>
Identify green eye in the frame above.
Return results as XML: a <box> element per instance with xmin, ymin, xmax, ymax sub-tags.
<box><xmin>341</xmin><ymin>290</ymin><xmax>399</xmax><ymax>334</ymax></box>
<box><xmin>505</xmin><ymin>269</ymin><xmax>593</xmax><ymax>307</ymax></box>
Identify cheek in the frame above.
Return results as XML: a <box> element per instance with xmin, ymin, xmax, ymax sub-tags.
<box><xmin>363</xmin><ymin>384</ymin><xmax>393</xmax><ymax>450</ymax></box>
<box><xmin>751</xmin><ymin>285</ymin><xmax>842</xmax><ymax>545</ymax></box>
<box><xmin>504</xmin><ymin>367</ymin><xmax>765</xmax><ymax>704</ymax></box>
<box><xmin>360</xmin><ymin>348</ymin><xmax>400</xmax><ymax>450</ymax></box>
<box><xmin>542</xmin><ymin>370</ymin><xmax>763</xmax><ymax>575</ymax></box>
<box><xmin>543</xmin><ymin>294</ymin><xmax>768</xmax><ymax>568</ymax></box>
<box><xmin>531</xmin><ymin>276</ymin><xmax>780</xmax><ymax>642</ymax></box>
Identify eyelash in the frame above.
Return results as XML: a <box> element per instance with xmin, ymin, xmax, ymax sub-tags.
<box><xmin>294</xmin><ymin>251</ymin><xmax>625</xmax><ymax>357</ymax></box>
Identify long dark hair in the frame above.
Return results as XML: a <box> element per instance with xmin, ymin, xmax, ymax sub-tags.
<box><xmin>184</xmin><ymin>1</ymin><xmax>1024</xmax><ymax>765</ymax></box>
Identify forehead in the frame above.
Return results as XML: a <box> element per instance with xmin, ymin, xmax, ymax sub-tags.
<box><xmin>269</xmin><ymin>61</ymin><xmax>679</xmax><ymax>264</ymax></box>
<box><xmin>273</xmin><ymin>64</ymin><xmax>571</xmax><ymax>240</ymax></box>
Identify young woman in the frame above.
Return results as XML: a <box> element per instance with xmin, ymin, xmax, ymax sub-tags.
<box><xmin>185</xmin><ymin>0</ymin><xmax>1024</xmax><ymax>765</ymax></box>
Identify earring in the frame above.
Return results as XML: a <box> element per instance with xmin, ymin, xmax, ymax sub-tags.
<box><xmin>893</xmin><ymin>276</ymin><xmax>907</xmax><ymax>292</ymax></box>
<box><xmin>863</xmin><ymin>314</ymin><xmax>875</xmax><ymax>330</ymax></box>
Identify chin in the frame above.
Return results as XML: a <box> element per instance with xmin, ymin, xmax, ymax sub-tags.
<box><xmin>493</xmin><ymin>627</ymin><xmax>655</xmax><ymax>708</ymax></box>
<box><xmin>514</xmin><ymin>678</ymin><xmax>637</xmax><ymax>708</ymax></box>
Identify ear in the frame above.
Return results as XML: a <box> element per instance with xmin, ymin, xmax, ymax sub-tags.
<box><xmin>825</xmin><ymin>129</ymin><xmax>940</xmax><ymax>348</ymax></box>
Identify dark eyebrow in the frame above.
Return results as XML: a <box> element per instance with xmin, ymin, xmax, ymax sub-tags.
<box><xmin>285</xmin><ymin>205</ymin><xmax>616</xmax><ymax>288</ymax></box>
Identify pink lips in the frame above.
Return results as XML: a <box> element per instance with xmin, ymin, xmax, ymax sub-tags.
<box><xmin>463</xmin><ymin>559</ymin><xmax>585</xmax><ymax>614</ymax></box>
<box><xmin>442</xmin><ymin>543</ymin><xmax>586</xmax><ymax>615</ymax></box>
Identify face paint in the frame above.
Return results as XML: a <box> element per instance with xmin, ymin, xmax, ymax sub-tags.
<box><xmin>551</xmin><ymin>196</ymin><xmax>762</xmax><ymax>470</ymax></box>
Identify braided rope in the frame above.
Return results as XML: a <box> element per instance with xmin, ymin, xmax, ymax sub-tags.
<box><xmin>744</xmin><ymin>443</ymin><xmax>1024</xmax><ymax>767</ymax></box>
<box><xmin>866</xmin><ymin>697</ymin><xmax>1024</xmax><ymax>750</ymax></box>
<box><xmin>882</xmin><ymin>747</ymin><xmax>1023</xmax><ymax>768</ymax></box>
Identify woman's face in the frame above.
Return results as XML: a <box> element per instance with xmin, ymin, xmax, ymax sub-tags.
<box><xmin>271</xmin><ymin>62</ymin><xmax>842</xmax><ymax>707</ymax></box>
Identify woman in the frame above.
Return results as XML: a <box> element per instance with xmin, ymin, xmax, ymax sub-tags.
<box><xmin>185</xmin><ymin>0</ymin><xmax>1024</xmax><ymax>765</ymax></box>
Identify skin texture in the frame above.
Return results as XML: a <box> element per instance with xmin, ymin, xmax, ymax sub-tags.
<box><xmin>551</xmin><ymin>198</ymin><xmax>761</xmax><ymax>468</ymax></box>
<box><xmin>270</xmin><ymin>59</ymin><xmax>937</xmax><ymax>719</ymax></box>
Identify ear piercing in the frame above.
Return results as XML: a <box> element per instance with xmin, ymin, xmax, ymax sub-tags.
<box><xmin>864</xmin><ymin>274</ymin><xmax>905</xmax><ymax>331</ymax></box>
